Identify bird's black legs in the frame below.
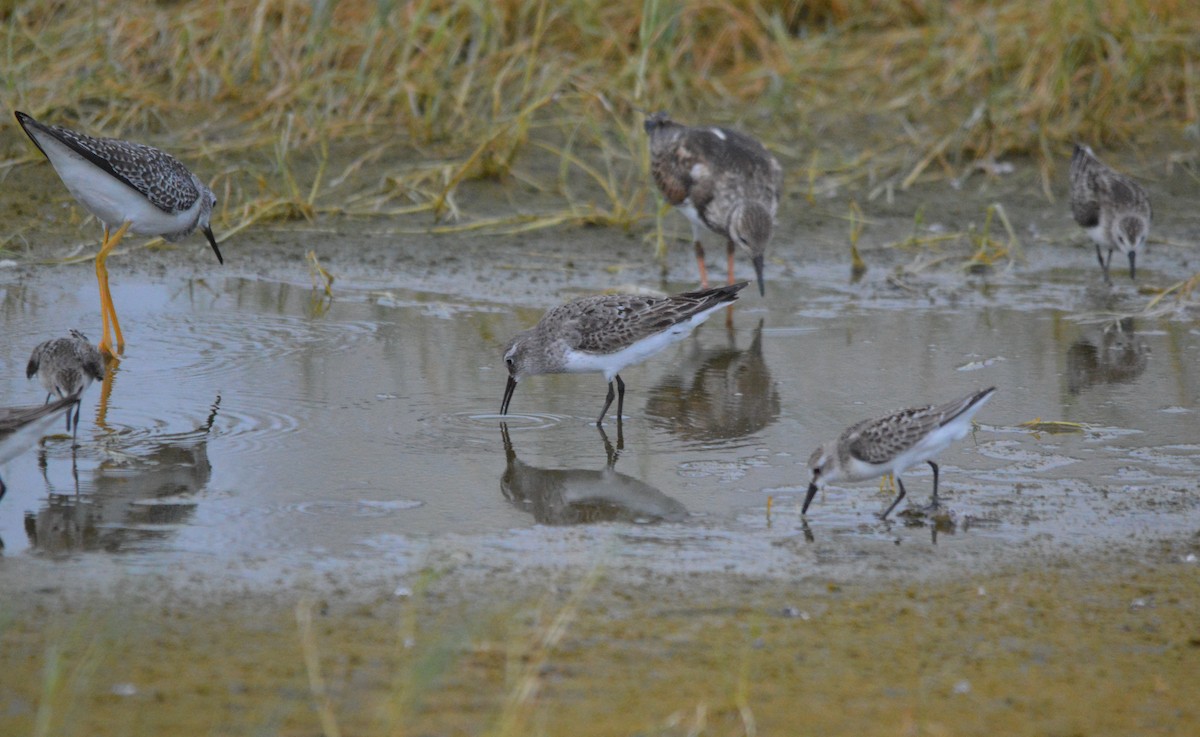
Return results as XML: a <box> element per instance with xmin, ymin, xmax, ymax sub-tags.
<box><xmin>598</xmin><ymin>381</ymin><xmax>615</xmax><ymax>427</ymax></box>
<box><xmin>1097</xmin><ymin>244</ymin><xmax>1115</xmax><ymax>285</ymax></box>
<box><xmin>927</xmin><ymin>460</ymin><xmax>940</xmax><ymax>509</ymax></box>
<box><xmin>596</xmin><ymin>375</ymin><xmax>626</xmax><ymax>427</ymax></box>
<box><xmin>880</xmin><ymin>477</ymin><xmax>907</xmax><ymax>519</ymax></box>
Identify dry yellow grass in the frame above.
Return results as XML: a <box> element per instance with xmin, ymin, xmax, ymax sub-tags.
<box><xmin>2</xmin><ymin>0</ymin><xmax>1196</xmax><ymax>230</ymax></box>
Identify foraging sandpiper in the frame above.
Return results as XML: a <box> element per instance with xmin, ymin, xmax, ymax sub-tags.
<box><xmin>500</xmin><ymin>282</ymin><xmax>747</xmax><ymax>426</ymax></box>
<box><xmin>26</xmin><ymin>329</ymin><xmax>105</xmax><ymax>435</ymax></box>
<box><xmin>645</xmin><ymin>112</ymin><xmax>782</xmax><ymax>296</ymax></box>
<box><xmin>1069</xmin><ymin>144</ymin><xmax>1151</xmax><ymax>284</ymax></box>
<box><xmin>15</xmin><ymin>111</ymin><xmax>223</xmax><ymax>356</ymax></box>
<box><xmin>804</xmin><ymin>387</ymin><xmax>996</xmax><ymax>519</ymax></box>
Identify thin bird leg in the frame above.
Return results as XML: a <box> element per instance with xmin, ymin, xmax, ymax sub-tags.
<box><xmin>694</xmin><ymin>241</ymin><xmax>709</xmax><ymax>288</ymax></box>
<box><xmin>96</xmin><ymin>221</ymin><xmax>132</xmax><ymax>356</ymax></box>
<box><xmin>597</xmin><ymin>380</ymin><xmax>616</xmax><ymax>427</ymax></box>
<box><xmin>927</xmin><ymin>460</ymin><xmax>940</xmax><ymax>509</ymax></box>
<box><xmin>615</xmin><ymin>374</ymin><xmax>626</xmax><ymax>424</ymax></box>
<box><xmin>727</xmin><ymin>239</ymin><xmax>737</xmax><ymax>285</ymax></box>
<box><xmin>880</xmin><ymin>477</ymin><xmax>908</xmax><ymax>519</ymax></box>
<box><xmin>70</xmin><ymin>399</ymin><xmax>82</xmax><ymax>438</ymax></box>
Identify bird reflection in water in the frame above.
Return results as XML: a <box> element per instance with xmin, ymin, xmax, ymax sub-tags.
<box><xmin>500</xmin><ymin>423</ymin><xmax>688</xmax><ymax>525</ymax></box>
<box><xmin>1066</xmin><ymin>318</ymin><xmax>1149</xmax><ymax>395</ymax></box>
<box><xmin>644</xmin><ymin>319</ymin><xmax>780</xmax><ymax>441</ymax></box>
<box><xmin>23</xmin><ymin>396</ymin><xmax>220</xmax><ymax>555</ymax></box>
<box><xmin>0</xmin><ymin>398</ymin><xmax>80</xmax><ymax>499</ymax></box>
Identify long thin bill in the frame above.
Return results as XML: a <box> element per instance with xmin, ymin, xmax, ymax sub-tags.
<box><xmin>203</xmin><ymin>225</ymin><xmax>224</xmax><ymax>265</ymax></box>
<box><xmin>1128</xmin><ymin>251</ymin><xmax>1136</xmax><ymax>281</ymax></box>
<box><xmin>802</xmin><ymin>482</ymin><xmax>819</xmax><ymax>514</ymax></box>
<box><xmin>752</xmin><ymin>254</ymin><xmax>765</xmax><ymax>296</ymax></box>
<box><xmin>500</xmin><ymin>376</ymin><xmax>518</xmax><ymax>415</ymax></box>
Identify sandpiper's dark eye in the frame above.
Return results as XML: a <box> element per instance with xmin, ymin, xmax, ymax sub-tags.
<box><xmin>505</xmin><ymin>357</ymin><xmax>515</xmax><ymax>368</ymax></box>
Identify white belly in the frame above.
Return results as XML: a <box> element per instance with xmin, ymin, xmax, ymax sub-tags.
<box><xmin>34</xmin><ymin>132</ymin><xmax>197</xmax><ymax>236</ymax></box>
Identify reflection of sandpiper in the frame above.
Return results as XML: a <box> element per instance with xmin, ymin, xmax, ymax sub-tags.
<box><xmin>15</xmin><ymin>111</ymin><xmax>224</xmax><ymax>356</ymax></box>
<box><xmin>645</xmin><ymin>112</ymin><xmax>783</xmax><ymax>295</ymax></box>
<box><xmin>500</xmin><ymin>283</ymin><xmax>746</xmax><ymax>426</ymax></box>
<box><xmin>1066</xmin><ymin>319</ymin><xmax>1149</xmax><ymax>395</ymax></box>
<box><xmin>26</xmin><ymin>330</ymin><xmax>104</xmax><ymax>436</ymax></box>
<box><xmin>644</xmin><ymin>319</ymin><xmax>780</xmax><ymax>441</ymax></box>
<box><xmin>804</xmin><ymin>388</ymin><xmax>996</xmax><ymax>519</ymax></box>
<box><xmin>500</xmin><ymin>424</ymin><xmax>687</xmax><ymax>525</ymax></box>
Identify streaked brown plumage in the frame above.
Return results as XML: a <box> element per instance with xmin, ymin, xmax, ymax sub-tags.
<box><xmin>1069</xmin><ymin>144</ymin><xmax>1151</xmax><ymax>283</ymax></box>
<box><xmin>804</xmin><ymin>387</ymin><xmax>997</xmax><ymax>519</ymax></box>
<box><xmin>27</xmin><ymin>329</ymin><xmax>105</xmax><ymax>435</ymax></box>
<box><xmin>645</xmin><ymin>112</ymin><xmax>782</xmax><ymax>296</ymax></box>
<box><xmin>501</xmin><ymin>282</ymin><xmax>747</xmax><ymax>426</ymax></box>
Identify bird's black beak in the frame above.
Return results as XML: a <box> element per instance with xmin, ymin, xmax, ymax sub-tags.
<box><xmin>752</xmin><ymin>254</ymin><xmax>765</xmax><ymax>297</ymax></box>
<box><xmin>203</xmin><ymin>225</ymin><xmax>224</xmax><ymax>265</ymax></box>
<box><xmin>500</xmin><ymin>375</ymin><xmax>518</xmax><ymax>415</ymax></box>
<box><xmin>802</xmin><ymin>481</ymin><xmax>818</xmax><ymax>514</ymax></box>
<box><xmin>1128</xmin><ymin>251</ymin><xmax>1136</xmax><ymax>281</ymax></box>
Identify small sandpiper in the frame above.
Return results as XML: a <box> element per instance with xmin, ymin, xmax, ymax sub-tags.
<box><xmin>645</xmin><ymin>112</ymin><xmax>783</xmax><ymax>296</ymax></box>
<box><xmin>26</xmin><ymin>329</ymin><xmax>105</xmax><ymax>435</ymax></box>
<box><xmin>15</xmin><ymin>111</ymin><xmax>223</xmax><ymax>356</ymax></box>
<box><xmin>1069</xmin><ymin>144</ymin><xmax>1151</xmax><ymax>284</ymax></box>
<box><xmin>804</xmin><ymin>387</ymin><xmax>996</xmax><ymax>519</ymax></box>
<box><xmin>500</xmin><ymin>282</ymin><xmax>747</xmax><ymax>426</ymax></box>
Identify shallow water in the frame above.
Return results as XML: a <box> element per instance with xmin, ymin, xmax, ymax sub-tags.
<box><xmin>1</xmin><ymin>260</ymin><xmax>1196</xmax><ymax>590</ymax></box>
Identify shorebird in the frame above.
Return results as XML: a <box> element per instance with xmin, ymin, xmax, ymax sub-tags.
<box><xmin>14</xmin><ymin>111</ymin><xmax>223</xmax><ymax>356</ymax></box>
<box><xmin>645</xmin><ymin>112</ymin><xmax>782</xmax><ymax>296</ymax></box>
<box><xmin>500</xmin><ymin>282</ymin><xmax>747</xmax><ymax>426</ymax></box>
<box><xmin>1069</xmin><ymin>144</ymin><xmax>1152</xmax><ymax>284</ymax></box>
<box><xmin>27</xmin><ymin>329</ymin><xmax>105</xmax><ymax>435</ymax></box>
<box><xmin>804</xmin><ymin>387</ymin><xmax>996</xmax><ymax>519</ymax></box>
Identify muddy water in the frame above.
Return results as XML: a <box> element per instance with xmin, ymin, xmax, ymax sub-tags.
<box><xmin>1</xmin><ymin>257</ymin><xmax>1196</xmax><ymax>588</ymax></box>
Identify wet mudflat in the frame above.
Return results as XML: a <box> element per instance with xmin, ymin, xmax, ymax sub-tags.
<box><xmin>1</xmin><ymin>165</ymin><xmax>1199</xmax><ymax>734</ymax></box>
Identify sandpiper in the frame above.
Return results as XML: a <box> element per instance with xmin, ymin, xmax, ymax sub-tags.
<box><xmin>14</xmin><ymin>111</ymin><xmax>223</xmax><ymax>356</ymax></box>
<box><xmin>804</xmin><ymin>387</ymin><xmax>996</xmax><ymax>519</ymax></box>
<box><xmin>645</xmin><ymin>112</ymin><xmax>782</xmax><ymax>296</ymax></box>
<box><xmin>500</xmin><ymin>282</ymin><xmax>747</xmax><ymax>426</ymax></box>
<box><xmin>27</xmin><ymin>329</ymin><xmax>105</xmax><ymax>435</ymax></box>
<box><xmin>1069</xmin><ymin>144</ymin><xmax>1151</xmax><ymax>284</ymax></box>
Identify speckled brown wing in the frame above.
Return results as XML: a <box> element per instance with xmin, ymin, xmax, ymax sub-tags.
<box><xmin>16</xmin><ymin>113</ymin><xmax>201</xmax><ymax>214</ymax></box>
<box><xmin>1069</xmin><ymin>145</ymin><xmax>1102</xmax><ymax>229</ymax></box>
<box><xmin>843</xmin><ymin>407</ymin><xmax>937</xmax><ymax>465</ymax></box>
<box><xmin>650</xmin><ymin>139</ymin><xmax>701</xmax><ymax>207</ymax></box>
<box><xmin>568</xmin><ymin>283</ymin><xmax>746</xmax><ymax>355</ymax></box>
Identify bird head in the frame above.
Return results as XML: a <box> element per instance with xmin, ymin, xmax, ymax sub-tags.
<box><xmin>1112</xmin><ymin>216</ymin><xmax>1146</xmax><ymax>280</ymax></box>
<box><xmin>802</xmin><ymin>444</ymin><xmax>838</xmax><ymax>514</ymax></box>
<box><xmin>729</xmin><ymin>203</ymin><xmax>774</xmax><ymax>295</ymax></box>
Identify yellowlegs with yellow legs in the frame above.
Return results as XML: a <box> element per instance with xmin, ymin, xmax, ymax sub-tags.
<box><xmin>15</xmin><ymin>111</ymin><xmax>223</xmax><ymax>356</ymax></box>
